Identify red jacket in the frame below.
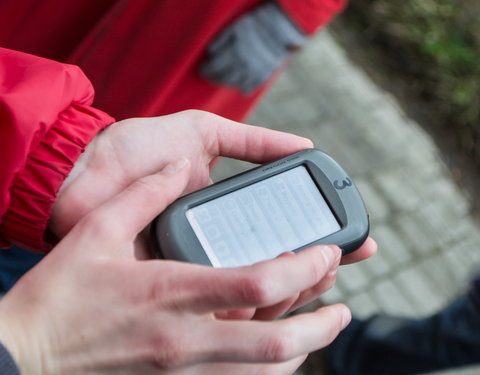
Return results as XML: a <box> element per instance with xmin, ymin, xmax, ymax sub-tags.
<box><xmin>0</xmin><ymin>0</ymin><xmax>345</xmax><ymax>251</ymax></box>
<box><xmin>0</xmin><ymin>0</ymin><xmax>345</xmax><ymax>120</ymax></box>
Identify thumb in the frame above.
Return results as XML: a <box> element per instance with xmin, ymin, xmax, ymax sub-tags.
<box><xmin>74</xmin><ymin>158</ymin><xmax>190</xmax><ymax>247</ymax></box>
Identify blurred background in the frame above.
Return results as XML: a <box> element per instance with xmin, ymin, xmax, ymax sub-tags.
<box><xmin>1</xmin><ymin>1</ymin><xmax>478</xmax><ymax>373</ymax></box>
<box><xmin>212</xmin><ymin>1</ymin><xmax>480</xmax><ymax>374</ymax></box>
<box><xmin>334</xmin><ymin>0</ymin><xmax>480</xmax><ymax>214</ymax></box>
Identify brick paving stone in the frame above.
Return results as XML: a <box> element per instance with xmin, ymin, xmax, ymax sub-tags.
<box><xmin>448</xmin><ymin>236</ymin><xmax>480</xmax><ymax>275</ymax></box>
<box><xmin>374</xmin><ymin>168</ymin><xmax>426</xmax><ymax>212</ymax></box>
<box><xmin>417</xmin><ymin>256</ymin><xmax>463</xmax><ymax>302</ymax></box>
<box><xmin>368</xmin><ymin>107</ymin><xmax>412</xmax><ymax>146</ymax></box>
<box><xmin>416</xmin><ymin>203</ymin><xmax>469</xmax><ymax>246</ymax></box>
<box><xmin>335</xmin><ymin>263</ymin><xmax>372</xmax><ymax>294</ymax></box>
<box><xmin>320</xmin><ymin>284</ymin><xmax>345</xmax><ymax>305</ymax></box>
<box><xmin>394</xmin><ymin>268</ymin><xmax>446</xmax><ymax>316</ymax></box>
<box><xmin>307</xmin><ymin>123</ymin><xmax>357</xmax><ymax>160</ymax></box>
<box><xmin>371</xmin><ymin>278</ymin><xmax>417</xmax><ymax>316</ymax></box>
<box><xmin>445</xmin><ymin>217</ymin><xmax>480</xmax><ymax>245</ymax></box>
<box><xmin>371</xmin><ymin>224</ymin><xmax>414</xmax><ymax>266</ymax></box>
<box><xmin>345</xmin><ymin>292</ymin><xmax>381</xmax><ymax>319</ymax></box>
<box><xmin>427</xmin><ymin>180</ymin><xmax>471</xmax><ymax>217</ymax></box>
<box><xmin>359</xmin><ymin>248</ymin><xmax>393</xmax><ymax>279</ymax></box>
<box><xmin>263</xmin><ymin>94</ymin><xmax>320</xmax><ymax>126</ymax></box>
<box><xmin>393</xmin><ymin>212</ymin><xmax>443</xmax><ymax>256</ymax></box>
<box><xmin>441</xmin><ymin>248</ymin><xmax>478</xmax><ymax>288</ymax></box>
<box><xmin>263</xmin><ymin>69</ymin><xmax>300</xmax><ymax>100</ymax></box>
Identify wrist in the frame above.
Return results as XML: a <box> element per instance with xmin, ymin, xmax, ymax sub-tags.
<box><xmin>49</xmin><ymin>124</ymin><xmax>127</xmax><ymax>239</ymax></box>
<box><xmin>47</xmin><ymin>135</ymin><xmax>98</xmax><ymax>239</ymax></box>
<box><xmin>56</xmin><ymin>134</ymin><xmax>99</xmax><ymax>196</ymax></box>
<box><xmin>0</xmin><ymin>310</ymin><xmax>50</xmax><ymax>375</ymax></box>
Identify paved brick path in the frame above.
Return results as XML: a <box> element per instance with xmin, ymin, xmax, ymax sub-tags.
<box><xmin>212</xmin><ymin>30</ymin><xmax>480</xmax><ymax>375</ymax></box>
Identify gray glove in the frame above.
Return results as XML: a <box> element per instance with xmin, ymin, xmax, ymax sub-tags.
<box><xmin>199</xmin><ymin>2</ymin><xmax>306</xmax><ymax>94</ymax></box>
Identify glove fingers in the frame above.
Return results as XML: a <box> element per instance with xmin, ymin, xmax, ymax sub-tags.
<box><xmin>207</xmin><ymin>27</ymin><xmax>235</xmax><ymax>54</ymax></box>
<box><xmin>200</xmin><ymin>2</ymin><xmax>306</xmax><ymax>93</ymax></box>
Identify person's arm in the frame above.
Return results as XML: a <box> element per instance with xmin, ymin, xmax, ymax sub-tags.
<box><xmin>0</xmin><ymin>159</ymin><xmax>352</xmax><ymax>375</ymax></box>
<box><xmin>199</xmin><ymin>0</ymin><xmax>347</xmax><ymax>94</ymax></box>
<box><xmin>0</xmin><ymin>48</ymin><xmax>114</xmax><ymax>251</ymax></box>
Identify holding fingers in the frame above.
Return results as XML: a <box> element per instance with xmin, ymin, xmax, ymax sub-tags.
<box><xmin>50</xmin><ymin>110</ymin><xmax>314</xmax><ymax>240</ymax></box>
<box><xmin>0</xmin><ymin>159</ymin><xmax>352</xmax><ymax>375</ymax></box>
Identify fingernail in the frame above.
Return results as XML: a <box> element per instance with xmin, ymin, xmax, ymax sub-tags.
<box><xmin>163</xmin><ymin>158</ymin><xmax>189</xmax><ymax>174</ymax></box>
<box><xmin>340</xmin><ymin>306</ymin><xmax>352</xmax><ymax>329</ymax></box>
<box><xmin>301</xmin><ymin>137</ymin><xmax>314</xmax><ymax>147</ymax></box>
<box><xmin>320</xmin><ymin>245</ymin><xmax>341</xmax><ymax>266</ymax></box>
<box><xmin>327</xmin><ymin>265</ymin><xmax>338</xmax><ymax>277</ymax></box>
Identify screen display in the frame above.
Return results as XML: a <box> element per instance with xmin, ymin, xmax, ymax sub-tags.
<box><xmin>186</xmin><ymin>166</ymin><xmax>340</xmax><ymax>267</ymax></box>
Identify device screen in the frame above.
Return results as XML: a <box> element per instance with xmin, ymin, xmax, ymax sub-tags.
<box><xmin>186</xmin><ymin>165</ymin><xmax>341</xmax><ymax>267</ymax></box>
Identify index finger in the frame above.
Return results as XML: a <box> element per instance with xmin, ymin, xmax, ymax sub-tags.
<box><xmin>150</xmin><ymin>244</ymin><xmax>341</xmax><ymax>313</ymax></box>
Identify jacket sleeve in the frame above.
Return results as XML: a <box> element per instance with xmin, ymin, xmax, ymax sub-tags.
<box><xmin>276</xmin><ymin>0</ymin><xmax>347</xmax><ymax>35</ymax></box>
<box><xmin>0</xmin><ymin>342</ymin><xmax>20</xmax><ymax>375</ymax></box>
<box><xmin>0</xmin><ymin>48</ymin><xmax>115</xmax><ymax>252</ymax></box>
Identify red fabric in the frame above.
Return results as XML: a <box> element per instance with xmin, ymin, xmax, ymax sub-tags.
<box><xmin>0</xmin><ymin>48</ymin><xmax>114</xmax><ymax>251</ymax></box>
<box><xmin>0</xmin><ymin>0</ymin><xmax>342</xmax><ymax>251</ymax></box>
<box><xmin>277</xmin><ymin>0</ymin><xmax>347</xmax><ymax>35</ymax></box>
<box><xmin>0</xmin><ymin>0</ymin><xmax>343</xmax><ymax>121</ymax></box>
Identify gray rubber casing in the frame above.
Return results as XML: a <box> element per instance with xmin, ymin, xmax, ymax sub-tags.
<box><xmin>151</xmin><ymin>149</ymin><xmax>369</xmax><ymax>266</ymax></box>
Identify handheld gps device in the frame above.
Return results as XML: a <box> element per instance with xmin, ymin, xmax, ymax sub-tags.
<box><xmin>151</xmin><ymin>149</ymin><xmax>369</xmax><ymax>267</ymax></box>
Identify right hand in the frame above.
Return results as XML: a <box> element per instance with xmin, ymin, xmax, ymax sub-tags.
<box><xmin>0</xmin><ymin>159</ymin><xmax>351</xmax><ymax>375</ymax></box>
<box><xmin>199</xmin><ymin>2</ymin><xmax>306</xmax><ymax>93</ymax></box>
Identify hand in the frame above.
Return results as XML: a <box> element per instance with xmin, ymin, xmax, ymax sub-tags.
<box><xmin>50</xmin><ymin>108</ymin><xmax>376</xmax><ymax>315</ymax></box>
<box><xmin>0</xmin><ymin>160</ymin><xmax>351</xmax><ymax>375</ymax></box>
<box><xmin>50</xmin><ymin>110</ymin><xmax>314</xmax><ymax>242</ymax></box>
<box><xmin>220</xmin><ymin>237</ymin><xmax>377</xmax><ymax>321</ymax></box>
<box><xmin>199</xmin><ymin>2</ymin><xmax>306</xmax><ymax>93</ymax></box>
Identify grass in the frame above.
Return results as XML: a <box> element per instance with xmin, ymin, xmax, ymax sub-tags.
<box><xmin>336</xmin><ymin>0</ymin><xmax>480</xmax><ymax>162</ymax></box>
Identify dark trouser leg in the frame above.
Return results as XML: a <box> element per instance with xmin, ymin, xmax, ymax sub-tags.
<box><xmin>327</xmin><ymin>295</ymin><xmax>480</xmax><ymax>375</ymax></box>
<box><xmin>0</xmin><ymin>246</ymin><xmax>43</xmax><ymax>294</ymax></box>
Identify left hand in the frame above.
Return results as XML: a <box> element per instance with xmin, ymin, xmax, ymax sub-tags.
<box><xmin>50</xmin><ymin>109</ymin><xmax>313</xmax><ymax>243</ymax></box>
<box><xmin>49</xmin><ymin>109</ymin><xmax>376</xmax><ymax>316</ymax></box>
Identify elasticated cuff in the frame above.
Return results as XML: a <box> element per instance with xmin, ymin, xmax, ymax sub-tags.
<box><xmin>0</xmin><ymin>103</ymin><xmax>114</xmax><ymax>252</ymax></box>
